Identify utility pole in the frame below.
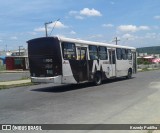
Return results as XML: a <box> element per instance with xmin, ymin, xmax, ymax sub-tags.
<box><xmin>45</xmin><ymin>21</ymin><xmax>52</xmax><ymax>37</ymax></box>
<box><xmin>113</xmin><ymin>37</ymin><xmax>120</xmax><ymax>45</ymax></box>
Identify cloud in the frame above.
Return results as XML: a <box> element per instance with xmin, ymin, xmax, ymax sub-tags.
<box><xmin>10</xmin><ymin>36</ymin><xmax>18</xmax><ymax>40</ymax></box>
<box><xmin>118</xmin><ymin>25</ymin><xmax>137</xmax><ymax>32</ymax></box>
<box><xmin>75</xmin><ymin>16</ymin><xmax>84</xmax><ymax>20</ymax></box>
<box><xmin>70</xmin><ymin>31</ymin><xmax>76</xmax><ymax>35</ymax></box>
<box><xmin>69</xmin><ymin>10</ymin><xmax>78</xmax><ymax>15</ymax></box>
<box><xmin>154</xmin><ymin>15</ymin><xmax>160</xmax><ymax>20</ymax></box>
<box><xmin>152</xmin><ymin>26</ymin><xmax>159</xmax><ymax>30</ymax></box>
<box><xmin>34</xmin><ymin>21</ymin><xmax>68</xmax><ymax>32</ymax></box>
<box><xmin>55</xmin><ymin>34</ymin><xmax>66</xmax><ymax>38</ymax></box>
<box><xmin>69</xmin><ymin>8</ymin><xmax>102</xmax><ymax>20</ymax></box>
<box><xmin>118</xmin><ymin>25</ymin><xmax>150</xmax><ymax>32</ymax></box>
<box><xmin>80</xmin><ymin>8</ymin><xmax>102</xmax><ymax>17</ymax></box>
<box><xmin>138</xmin><ymin>26</ymin><xmax>150</xmax><ymax>30</ymax></box>
<box><xmin>122</xmin><ymin>33</ymin><xmax>135</xmax><ymax>40</ymax></box>
<box><xmin>145</xmin><ymin>33</ymin><xmax>157</xmax><ymax>39</ymax></box>
<box><xmin>69</xmin><ymin>10</ymin><xmax>84</xmax><ymax>19</ymax></box>
<box><xmin>102</xmin><ymin>24</ymin><xmax>114</xmax><ymax>28</ymax></box>
<box><xmin>28</xmin><ymin>32</ymin><xmax>37</xmax><ymax>35</ymax></box>
<box><xmin>89</xmin><ymin>34</ymin><xmax>103</xmax><ymax>39</ymax></box>
<box><xmin>48</xmin><ymin>21</ymin><xmax>68</xmax><ymax>29</ymax></box>
<box><xmin>34</xmin><ymin>27</ymin><xmax>45</xmax><ymax>32</ymax></box>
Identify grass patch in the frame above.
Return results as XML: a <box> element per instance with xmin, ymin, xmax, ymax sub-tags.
<box><xmin>0</xmin><ymin>82</ymin><xmax>36</xmax><ymax>90</ymax></box>
<box><xmin>147</xmin><ymin>130</ymin><xmax>154</xmax><ymax>133</ymax></box>
<box><xmin>0</xmin><ymin>65</ymin><xmax>6</xmax><ymax>71</ymax></box>
<box><xmin>142</xmin><ymin>68</ymin><xmax>150</xmax><ymax>71</ymax></box>
<box><xmin>138</xmin><ymin>68</ymin><xmax>160</xmax><ymax>72</ymax></box>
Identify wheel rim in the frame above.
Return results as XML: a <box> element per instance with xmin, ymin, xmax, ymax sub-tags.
<box><xmin>128</xmin><ymin>71</ymin><xmax>132</xmax><ymax>78</ymax></box>
<box><xmin>96</xmin><ymin>76</ymin><xmax>100</xmax><ymax>84</ymax></box>
<box><xmin>95</xmin><ymin>73</ymin><xmax>101</xmax><ymax>85</ymax></box>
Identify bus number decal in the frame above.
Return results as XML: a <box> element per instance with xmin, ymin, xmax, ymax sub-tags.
<box><xmin>43</xmin><ymin>59</ymin><xmax>53</xmax><ymax>63</ymax></box>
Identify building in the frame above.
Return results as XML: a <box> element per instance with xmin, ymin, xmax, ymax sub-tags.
<box><xmin>5</xmin><ymin>49</ymin><xmax>29</xmax><ymax>70</ymax></box>
<box><xmin>137</xmin><ymin>52</ymin><xmax>160</xmax><ymax>63</ymax></box>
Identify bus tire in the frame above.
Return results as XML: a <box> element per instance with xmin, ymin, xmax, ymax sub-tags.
<box><xmin>126</xmin><ymin>69</ymin><xmax>132</xmax><ymax>79</ymax></box>
<box><xmin>94</xmin><ymin>72</ymin><xmax>102</xmax><ymax>85</ymax></box>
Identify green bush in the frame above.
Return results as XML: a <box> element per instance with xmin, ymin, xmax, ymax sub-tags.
<box><xmin>142</xmin><ymin>67</ymin><xmax>149</xmax><ymax>71</ymax></box>
<box><xmin>0</xmin><ymin>65</ymin><xmax>6</xmax><ymax>71</ymax></box>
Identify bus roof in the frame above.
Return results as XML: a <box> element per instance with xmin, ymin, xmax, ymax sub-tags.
<box><xmin>58</xmin><ymin>36</ymin><xmax>136</xmax><ymax>50</ymax></box>
<box><xmin>27</xmin><ymin>36</ymin><xmax>136</xmax><ymax>50</ymax></box>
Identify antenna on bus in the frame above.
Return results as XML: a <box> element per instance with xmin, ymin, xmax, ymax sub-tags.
<box><xmin>49</xmin><ymin>18</ymin><xmax>60</xmax><ymax>36</ymax></box>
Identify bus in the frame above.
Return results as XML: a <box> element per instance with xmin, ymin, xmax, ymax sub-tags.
<box><xmin>27</xmin><ymin>36</ymin><xmax>136</xmax><ymax>85</ymax></box>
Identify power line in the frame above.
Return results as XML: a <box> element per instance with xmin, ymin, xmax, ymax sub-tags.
<box><xmin>49</xmin><ymin>18</ymin><xmax>60</xmax><ymax>36</ymax></box>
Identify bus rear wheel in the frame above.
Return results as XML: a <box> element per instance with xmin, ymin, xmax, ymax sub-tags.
<box><xmin>94</xmin><ymin>72</ymin><xmax>102</xmax><ymax>85</ymax></box>
<box><xmin>126</xmin><ymin>69</ymin><xmax>132</xmax><ymax>79</ymax></box>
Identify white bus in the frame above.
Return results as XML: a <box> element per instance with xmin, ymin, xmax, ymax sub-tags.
<box><xmin>27</xmin><ymin>36</ymin><xmax>136</xmax><ymax>85</ymax></box>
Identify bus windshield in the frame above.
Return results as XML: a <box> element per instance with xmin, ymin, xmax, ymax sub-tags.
<box><xmin>28</xmin><ymin>37</ymin><xmax>59</xmax><ymax>56</ymax></box>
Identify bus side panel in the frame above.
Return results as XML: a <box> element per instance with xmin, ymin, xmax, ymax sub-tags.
<box><xmin>88</xmin><ymin>60</ymin><xmax>110</xmax><ymax>80</ymax></box>
<box><xmin>67</xmin><ymin>60</ymin><xmax>89</xmax><ymax>83</ymax></box>
<box><xmin>116</xmin><ymin>60</ymin><xmax>132</xmax><ymax>77</ymax></box>
<box><xmin>63</xmin><ymin>59</ymin><xmax>110</xmax><ymax>84</ymax></box>
<box><xmin>62</xmin><ymin>60</ymin><xmax>77</xmax><ymax>84</ymax></box>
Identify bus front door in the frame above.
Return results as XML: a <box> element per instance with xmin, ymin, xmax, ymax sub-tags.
<box><xmin>77</xmin><ymin>47</ymin><xmax>89</xmax><ymax>82</ymax></box>
<box><xmin>109</xmin><ymin>49</ymin><xmax>116</xmax><ymax>77</ymax></box>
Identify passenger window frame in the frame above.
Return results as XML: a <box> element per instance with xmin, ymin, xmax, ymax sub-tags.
<box><xmin>98</xmin><ymin>46</ymin><xmax>108</xmax><ymax>60</ymax></box>
<box><xmin>61</xmin><ymin>42</ymin><xmax>76</xmax><ymax>60</ymax></box>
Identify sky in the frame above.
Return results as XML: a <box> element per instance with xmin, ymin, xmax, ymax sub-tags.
<box><xmin>0</xmin><ymin>0</ymin><xmax>160</xmax><ymax>50</ymax></box>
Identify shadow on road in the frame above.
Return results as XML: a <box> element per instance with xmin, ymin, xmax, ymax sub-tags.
<box><xmin>31</xmin><ymin>82</ymin><xmax>94</xmax><ymax>93</ymax></box>
<box><xmin>31</xmin><ymin>77</ymin><xmax>135</xmax><ymax>93</ymax></box>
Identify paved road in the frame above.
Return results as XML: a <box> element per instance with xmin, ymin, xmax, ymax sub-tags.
<box><xmin>0</xmin><ymin>70</ymin><xmax>160</xmax><ymax>133</ymax></box>
<box><xmin>0</xmin><ymin>71</ymin><xmax>30</xmax><ymax>82</ymax></box>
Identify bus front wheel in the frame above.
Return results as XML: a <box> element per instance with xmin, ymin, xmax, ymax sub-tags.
<box><xmin>94</xmin><ymin>72</ymin><xmax>102</xmax><ymax>85</ymax></box>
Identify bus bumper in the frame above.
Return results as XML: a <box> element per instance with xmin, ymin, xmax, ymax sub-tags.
<box><xmin>31</xmin><ymin>76</ymin><xmax>62</xmax><ymax>83</ymax></box>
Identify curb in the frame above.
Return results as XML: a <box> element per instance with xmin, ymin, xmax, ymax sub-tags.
<box><xmin>0</xmin><ymin>79</ymin><xmax>31</xmax><ymax>86</ymax></box>
<box><xmin>0</xmin><ymin>70</ymin><xmax>29</xmax><ymax>73</ymax></box>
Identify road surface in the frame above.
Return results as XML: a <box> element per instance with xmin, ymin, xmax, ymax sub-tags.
<box><xmin>0</xmin><ymin>70</ymin><xmax>160</xmax><ymax>133</ymax></box>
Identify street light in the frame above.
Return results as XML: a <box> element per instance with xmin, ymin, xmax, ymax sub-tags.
<box><xmin>45</xmin><ymin>21</ymin><xmax>52</xmax><ymax>37</ymax></box>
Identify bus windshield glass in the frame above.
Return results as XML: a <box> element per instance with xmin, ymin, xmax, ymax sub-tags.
<box><xmin>28</xmin><ymin>37</ymin><xmax>59</xmax><ymax>56</ymax></box>
<box><xmin>27</xmin><ymin>37</ymin><xmax>62</xmax><ymax>77</ymax></box>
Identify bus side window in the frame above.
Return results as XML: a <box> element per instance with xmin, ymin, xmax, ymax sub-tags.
<box><xmin>62</xmin><ymin>42</ymin><xmax>76</xmax><ymax>60</ymax></box>
<box><xmin>98</xmin><ymin>46</ymin><xmax>108</xmax><ymax>60</ymax></box>
<box><xmin>116</xmin><ymin>48</ymin><xmax>122</xmax><ymax>60</ymax></box>
<box><xmin>127</xmin><ymin>49</ymin><xmax>132</xmax><ymax>60</ymax></box>
<box><xmin>77</xmin><ymin>47</ymin><xmax>86</xmax><ymax>60</ymax></box>
<box><xmin>121</xmin><ymin>49</ymin><xmax>127</xmax><ymax>60</ymax></box>
<box><xmin>89</xmin><ymin>45</ymin><xmax>98</xmax><ymax>60</ymax></box>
